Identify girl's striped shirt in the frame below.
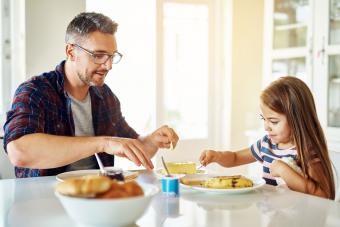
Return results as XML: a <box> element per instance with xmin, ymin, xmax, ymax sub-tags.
<box><xmin>250</xmin><ymin>135</ymin><xmax>298</xmax><ymax>186</ymax></box>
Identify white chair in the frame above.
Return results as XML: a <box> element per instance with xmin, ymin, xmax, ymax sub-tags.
<box><xmin>0</xmin><ymin>145</ymin><xmax>15</xmax><ymax>179</ymax></box>
<box><xmin>329</xmin><ymin>150</ymin><xmax>340</xmax><ymax>201</ymax></box>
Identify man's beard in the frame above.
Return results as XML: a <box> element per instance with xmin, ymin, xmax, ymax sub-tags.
<box><xmin>77</xmin><ymin>72</ymin><xmax>102</xmax><ymax>87</ymax></box>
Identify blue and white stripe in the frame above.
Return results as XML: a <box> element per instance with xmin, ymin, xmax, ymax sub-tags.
<box><xmin>250</xmin><ymin>135</ymin><xmax>298</xmax><ymax>186</ymax></box>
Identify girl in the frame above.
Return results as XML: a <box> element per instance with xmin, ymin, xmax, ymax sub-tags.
<box><xmin>200</xmin><ymin>76</ymin><xmax>335</xmax><ymax>199</ymax></box>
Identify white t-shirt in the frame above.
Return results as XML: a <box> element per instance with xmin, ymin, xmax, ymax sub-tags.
<box><xmin>65</xmin><ymin>92</ymin><xmax>97</xmax><ymax>171</ymax></box>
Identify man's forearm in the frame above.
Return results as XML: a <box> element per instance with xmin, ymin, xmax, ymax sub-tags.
<box><xmin>7</xmin><ymin>133</ymin><xmax>104</xmax><ymax>169</ymax></box>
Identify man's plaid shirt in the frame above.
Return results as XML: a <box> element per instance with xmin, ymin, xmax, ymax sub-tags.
<box><xmin>3</xmin><ymin>61</ymin><xmax>139</xmax><ymax>177</ymax></box>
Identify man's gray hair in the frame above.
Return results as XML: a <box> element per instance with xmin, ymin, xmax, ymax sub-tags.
<box><xmin>65</xmin><ymin>12</ymin><xmax>118</xmax><ymax>43</ymax></box>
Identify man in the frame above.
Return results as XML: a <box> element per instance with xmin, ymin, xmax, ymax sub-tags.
<box><xmin>3</xmin><ymin>12</ymin><xmax>178</xmax><ymax>178</ymax></box>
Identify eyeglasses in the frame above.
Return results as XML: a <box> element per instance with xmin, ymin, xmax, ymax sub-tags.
<box><xmin>71</xmin><ymin>43</ymin><xmax>123</xmax><ymax>64</ymax></box>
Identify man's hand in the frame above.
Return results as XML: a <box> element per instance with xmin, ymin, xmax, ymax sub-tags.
<box><xmin>101</xmin><ymin>125</ymin><xmax>179</xmax><ymax>170</ymax></box>
<box><xmin>102</xmin><ymin>137</ymin><xmax>154</xmax><ymax>170</ymax></box>
<box><xmin>142</xmin><ymin>125</ymin><xmax>179</xmax><ymax>152</ymax></box>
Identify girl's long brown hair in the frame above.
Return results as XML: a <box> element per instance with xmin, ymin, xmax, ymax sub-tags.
<box><xmin>261</xmin><ymin>76</ymin><xmax>335</xmax><ymax>199</ymax></box>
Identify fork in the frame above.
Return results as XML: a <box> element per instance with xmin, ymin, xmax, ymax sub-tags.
<box><xmin>197</xmin><ymin>164</ymin><xmax>204</xmax><ymax>170</ymax></box>
<box><xmin>94</xmin><ymin>153</ymin><xmax>106</xmax><ymax>175</ymax></box>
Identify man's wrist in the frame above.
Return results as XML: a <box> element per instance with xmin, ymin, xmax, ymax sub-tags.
<box><xmin>97</xmin><ymin>136</ymin><xmax>110</xmax><ymax>153</ymax></box>
<box><xmin>142</xmin><ymin>135</ymin><xmax>158</xmax><ymax>149</ymax></box>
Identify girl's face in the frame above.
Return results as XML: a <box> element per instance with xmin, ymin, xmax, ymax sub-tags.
<box><xmin>260</xmin><ymin>102</ymin><xmax>293</xmax><ymax>148</ymax></box>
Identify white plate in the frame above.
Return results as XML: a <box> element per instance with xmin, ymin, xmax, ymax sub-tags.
<box><xmin>154</xmin><ymin>168</ymin><xmax>206</xmax><ymax>179</ymax></box>
<box><xmin>56</xmin><ymin>168</ymin><xmax>139</xmax><ymax>182</ymax></box>
<box><xmin>180</xmin><ymin>175</ymin><xmax>265</xmax><ymax>194</ymax></box>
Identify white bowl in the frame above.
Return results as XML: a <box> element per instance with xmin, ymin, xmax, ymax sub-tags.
<box><xmin>55</xmin><ymin>182</ymin><xmax>159</xmax><ymax>227</ymax></box>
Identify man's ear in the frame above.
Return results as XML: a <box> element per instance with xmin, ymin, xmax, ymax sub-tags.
<box><xmin>65</xmin><ymin>44</ymin><xmax>75</xmax><ymax>61</ymax></box>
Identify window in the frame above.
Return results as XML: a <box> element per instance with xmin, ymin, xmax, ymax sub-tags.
<box><xmin>0</xmin><ymin>0</ymin><xmax>11</xmax><ymax>131</ymax></box>
<box><xmin>162</xmin><ymin>2</ymin><xmax>209</xmax><ymax>139</ymax></box>
<box><xmin>87</xmin><ymin>0</ymin><xmax>156</xmax><ymax>135</ymax></box>
<box><xmin>87</xmin><ymin>0</ymin><xmax>224</xmax><ymax>168</ymax></box>
<box><xmin>0</xmin><ymin>0</ymin><xmax>25</xmax><ymax>134</ymax></box>
<box><xmin>87</xmin><ymin>0</ymin><xmax>156</xmax><ymax>169</ymax></box>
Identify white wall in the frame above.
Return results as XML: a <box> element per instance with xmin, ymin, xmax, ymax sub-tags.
<box><xmin>1</xmin><ymin>0</ymin><xmax>266</xmax><ymax>178</ymax></box>
<box><xmin>0</xmin><ymin>0</ymin><xmax>86</xmax><ymax>179</ymax></box>
<box><xmin>230</xmin><ymin>0</ymin><xmax>264</xmax><ymax>149</ymax></box>
<box><xmin>25</xmin><ymin>0</ymin><xmax>86</xmax><ymax>77</ymax></box>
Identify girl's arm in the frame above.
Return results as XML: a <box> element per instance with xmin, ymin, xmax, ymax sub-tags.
<box><xmin>270</xmin><ymin>160</ymin><xmax>328</xmax><ymax>198</ymax></box>
<box><xmin>200</xmin><ymin>148</ymin><xmax>256</xmax><ymax>167</ymax></box>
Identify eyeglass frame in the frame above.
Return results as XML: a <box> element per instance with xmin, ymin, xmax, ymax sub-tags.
<box><xmin>70</xmin><ymin>43</ymin><xmax>123</xmax><ymax>64</ymax></box>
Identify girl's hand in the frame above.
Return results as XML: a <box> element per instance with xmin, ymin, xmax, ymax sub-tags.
<box><xmin>199</xmin><ymin>150</ymin><xmax>220</xmax><ymax>166</ymax></box>
<box><xmin>270</xmin><ymin>159</ymin><xmax>288</xmax><ymax>177</ymax></box>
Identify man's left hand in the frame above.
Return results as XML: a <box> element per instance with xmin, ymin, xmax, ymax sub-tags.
<box><xmin>140</xmin><ymin>125</ymin><xmax>179</xmax><ymax>157</ymax></box>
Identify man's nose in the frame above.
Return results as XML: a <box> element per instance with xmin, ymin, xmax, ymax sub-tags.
<box><xmin>102</xmin><ymin>58</ymin><xmax>113</xmax><ymax>70</ymax></box>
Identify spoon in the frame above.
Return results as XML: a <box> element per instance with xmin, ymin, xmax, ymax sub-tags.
<box><xmin>161</xmin><ymin>156</ymin><xmax>171</xmax><ymax>177</ymax></box>
<box><xmin>94</xmin><ymin>153</ymin><xmax>106</xmax><ymax>175</ymax></box>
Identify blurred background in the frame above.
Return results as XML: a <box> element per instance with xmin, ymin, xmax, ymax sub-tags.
<box><xmin>0</xmin><ymin>0</ymin><xmax>339</xmax><ymax>179</ymax></box>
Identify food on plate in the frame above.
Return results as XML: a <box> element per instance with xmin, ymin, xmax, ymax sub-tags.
<box><xmin>101</xmin><ymin>169</ymin><xmax>125</xmax><ymax>181</ymax></box>
<box><xmin>180</xmin><ymin>178</ymin><xmax>205</xmax><ymax>186</ymax></box>
<box><xmin>161</xmin><ymin>162</ymin><xmax>197</xmax><ymax>174</ymax></box>
<box><xmin>204</xmin><ymin>175</ymin><xmax>253</xmax><ymax>189</ymax></box>
<box><xmin>180</xmin><ymin>175</ymin><xmax>254</xmax><ymax>189</ymax></box>
<box><xmin>124</xmin><ymin>171</ymin><xmax>139</xmax><ymax>181</ymax></box>
<box><xmin>55</xmin><ymin>175</ymin><xmax>144</xmax><ymax>199</ymax></box>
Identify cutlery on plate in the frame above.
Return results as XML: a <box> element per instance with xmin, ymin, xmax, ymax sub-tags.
<box><xmin>95</xmin><ymin>153</ymin><xmax>125</xmax><ymax>181</ymax></box>
<box><xmin>94</xmin><ymin>153</ymin><xmax>106</xmax><ymax>175</ymax></box>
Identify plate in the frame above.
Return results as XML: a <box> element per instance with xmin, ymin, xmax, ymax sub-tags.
<box><xmin>180</xmin><ymin>175</ymin><xmax>265</xmax><ymax>194</ymax></box>
<box><xmin>181</xmin><ymin>190</ymin><xmax>262</xmax><ymax>211</ymax></box>
<box><xmin>154</xmin><ymin>168</ymin><xmax>206</xmax><ymax>179</ymax></box>
<box><xmin>56</xmin><ymin>167</ymin><xmax>139</xmax><ymax>182</ymax></box>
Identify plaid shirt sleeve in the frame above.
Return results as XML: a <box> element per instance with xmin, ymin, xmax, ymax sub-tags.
<box><xmin>113</xmin><ymin>95</ymin><xmax>139</xmax><ymax>139</ymax></box>
<box><xmin>104</xmin><ymin>85</ymin><xmax>138</xmax><ymax>139</ymax></box>
<box><xmin>3</xmin><ymin>81</ymin><xmax>45</xmax><ymax>152</ymax></box>
<box><xmin>90</xmin><ymin>85</ymin><xmax>139</xmax><ymax>139</ymax></box>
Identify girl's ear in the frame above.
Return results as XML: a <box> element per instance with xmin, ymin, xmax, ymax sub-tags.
<box><xmin>65</xmin><ymin>44</ymin><xmax>76</xmax><ymax>61</ymax></box>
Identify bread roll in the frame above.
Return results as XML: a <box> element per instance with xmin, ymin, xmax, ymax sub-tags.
<box><xmin>96</xmin><ymin>180</ymin><xmax>144</xmax><ymax>199</ymax></box>
<box><xmin>56</xmin><ymin>175</ymin><xmax>112</xmax><ymax>197</ymax></box>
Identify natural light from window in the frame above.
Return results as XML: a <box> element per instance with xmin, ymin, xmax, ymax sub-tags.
<box><xmin>87</xmin><ymin>0</ymin><xmax>212</xmax><ymax>168</ymax></box>
<box><xmin>87</xmin><ymin>0</ymin><xmax>156</xmax><ymax>169</ymax></box>
<box><xmin>163</xmin><ymin>3</ymin><xmax>209</xmax><ymax>140</ymax></box>
<box><xmin>87</xmin><ymin>0</ymin><xmax>156</xmax><ymax>135</ymax></box>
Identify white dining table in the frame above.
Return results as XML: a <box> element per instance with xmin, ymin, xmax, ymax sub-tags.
<box><xmin>1</xmin><ymin>170</ymin><xmax>340</xmax><ymax>227</ymax></box>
